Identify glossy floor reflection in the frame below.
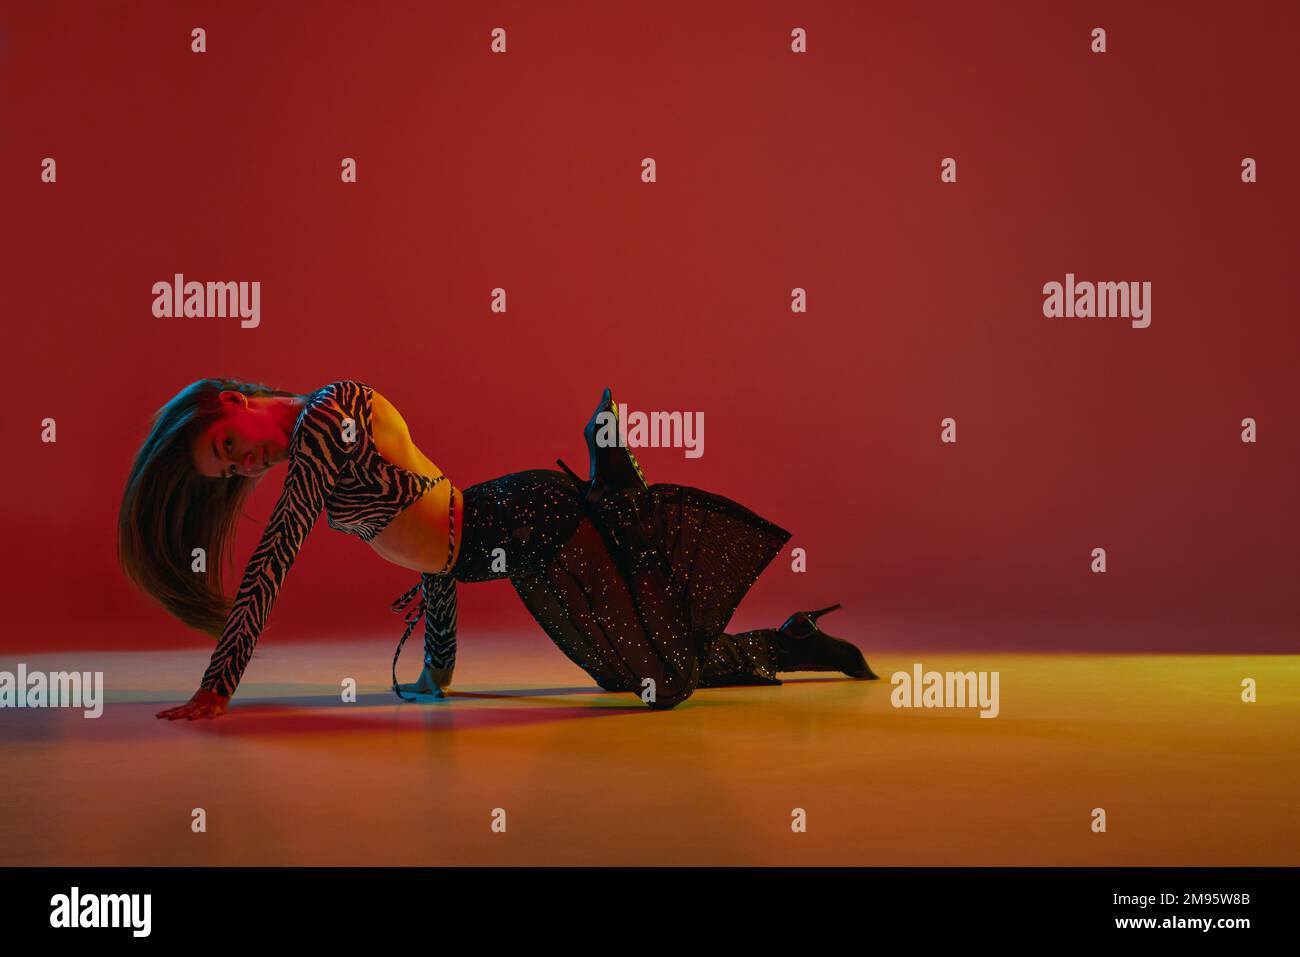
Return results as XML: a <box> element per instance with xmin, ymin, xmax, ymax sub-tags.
<box><xmin>1</xmin><ymin>639</ymin><xmax>1295</xmax><ymax>865</ymax></box>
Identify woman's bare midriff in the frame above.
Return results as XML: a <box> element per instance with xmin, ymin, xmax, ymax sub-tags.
<box><xmin>363</xmin><ymin>388</ymin><xmax>463</xmax><ymax>575</ymax></box>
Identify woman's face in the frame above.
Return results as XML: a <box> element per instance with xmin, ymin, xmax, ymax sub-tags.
<box><xmin>190</xmin><ymin>392</ymin><xmax>290</xmax><ymax>479</ymax></box>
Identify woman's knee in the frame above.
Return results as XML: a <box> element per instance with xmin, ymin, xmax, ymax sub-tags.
<box><xmin>641</xmin><ymin>658</ymin><xmax>701</xmax><ymax>710</ymax></box>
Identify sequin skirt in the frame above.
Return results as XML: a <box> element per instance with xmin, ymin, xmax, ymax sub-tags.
<box><xmin>611</xmin><ymin>482</ymin><xmax>792</xmax><ymax>648</ymax></box>
<box><xmin>452</xmin><ymin>470</ymin><xmax>791</xmax><ymax>703</ymax></box>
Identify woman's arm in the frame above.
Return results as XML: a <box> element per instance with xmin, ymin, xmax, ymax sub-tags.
<box><xmin>421</xmin><ymin>571</ymin><xmax>458</xmax><ymax>687</ymax></box>
<box><xmin>156</xmin><ymin>382</ymin><xmax>362</xmax><ymax>719</ymax></box>
<box><xmin>392</xmin><ymin>572</ymin><xmax>458</xmax><ymax>699</ymax></box>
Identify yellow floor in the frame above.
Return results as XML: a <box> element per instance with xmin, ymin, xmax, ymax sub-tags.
<box><xmin>1</xmin><ymin>641</ymin><xmax>1295</xmax><ymax>865</ymax></box>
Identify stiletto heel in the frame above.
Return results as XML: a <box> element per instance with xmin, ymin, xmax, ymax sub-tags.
<box><xmin>556</xmin><ymin>458</ymin><xmax>583</xmax><ymax>487</ymax></box>
<box><xmin>807</xmin><ymin>603</ymin><xmax>842</xmax><ymax>623</ymax></box>
<box><xmin>773</xmin><ymin>604</ymin><xmax>877</xmax><ymax>679</ymax></box>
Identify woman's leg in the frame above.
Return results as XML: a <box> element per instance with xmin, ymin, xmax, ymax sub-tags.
<box><xmin>454</xmin><ymin>470</ymin><xmax>776</xmax><ymax>707</ymax></box>
<box><xmin>509</xmin><ymin>512</ymin><xmax>703</xmax><ymax>706</ymax></box>
<box><xmin>451</xmin><ymin>468</ymin><xmax>794</xmax><ymax>706</ymax></box>
<box><xmin>402</xmin><ymin>573</ymin><xmax>782</xmax><ymax>694</ymax></box>
<box><xmin>452</xmin><ymin>470</ymin><xmax>628</xmax><ymax>687</ymax></box>
<box><xmin>699</xmin><ymin>630</ymin><xmax>782</xmax><ymax>687</ymax></box>
<box><xmin>511</xmin><ymin>474</ymin><xmax>796</xmax><ymax>706</ymax></box>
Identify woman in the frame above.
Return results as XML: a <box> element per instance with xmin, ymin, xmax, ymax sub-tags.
<box><xmin>118</xmin><ymin>378</ymin><xmax>877</xmax><ymax>720</ymax></box>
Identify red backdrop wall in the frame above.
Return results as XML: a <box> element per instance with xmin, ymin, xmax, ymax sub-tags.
<box><xmin>3</xmin><ymin>0</ymin><xmax>1296</xmax><ymax>654</ymax></box>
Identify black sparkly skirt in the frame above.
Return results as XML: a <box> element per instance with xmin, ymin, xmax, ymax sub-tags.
<box><xmin>449</xmin><ymin>469</ymin><xmax>791</xmax><ymax>705</ymax></box>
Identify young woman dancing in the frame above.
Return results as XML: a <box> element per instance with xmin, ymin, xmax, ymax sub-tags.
<box><xmin>118</xmin><ymin>379</ymin><xmax>877</xmax><ymax>719</ymax></box>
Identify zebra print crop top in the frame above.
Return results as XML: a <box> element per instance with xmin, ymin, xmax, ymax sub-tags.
<box><xmin>200</xmin><ymin>379</ymin><xmax>453</xmax><ymax>697</ymax></box>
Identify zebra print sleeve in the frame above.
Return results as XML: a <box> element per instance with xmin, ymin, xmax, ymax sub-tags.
<box><xmin>421</xmin><ymin>571</ymin><xmax>457</xmax><ymax>677</ymax></box>
<box><xmin>200</xmin><ymin>382</ymin><xmax>361</xmax><ymax>698</ymax></box>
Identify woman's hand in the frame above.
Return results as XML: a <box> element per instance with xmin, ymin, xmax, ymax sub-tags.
<box><xmin>156</xmin><ymin>688</ymin><xmax>231</xmax><ymax>720</ymax></box>
<box><xmin>395</xmin><ymin>663</ymin><xmax>451</xmax><ymax>698</ymax></box>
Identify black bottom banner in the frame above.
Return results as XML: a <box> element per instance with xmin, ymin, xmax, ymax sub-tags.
<box><xmin>0</xmin><ymin>866</ymin><xmax>1290</xmax><ymax>943</ymax></box>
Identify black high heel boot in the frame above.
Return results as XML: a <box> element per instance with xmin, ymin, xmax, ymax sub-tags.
<box><xmin>581</xmin><ymin>386</ymin><xmax>647</xmax><ymax>505</ymax></box>
<box><xmin>772</xmin><ymin>604</ymin><xmax>878</xmax><ymax>679</ymax></box>
<box><xmin>557</xmin><ymin>386</ymin><xmax>657</xmax><ymax>566</ymax></box>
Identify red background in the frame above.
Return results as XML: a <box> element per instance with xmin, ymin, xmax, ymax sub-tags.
<box><xmin>3</xmin><ymin>0</ymin><xmax>1296</xmax><ymax>654</ymax></box>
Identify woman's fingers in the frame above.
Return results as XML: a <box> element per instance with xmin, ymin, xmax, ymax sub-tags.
<box><xmin>156</xmin><ymin>701</ymin><xmax>225</xmax><ymax>720</ymax></box>
<box><xmin>157</xmin><ymin>688</ymin><xmax>231</xmax><ymax>720</ymax></box>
